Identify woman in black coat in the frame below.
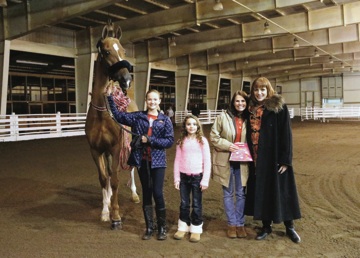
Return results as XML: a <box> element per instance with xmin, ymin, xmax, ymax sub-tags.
<box><xmin>245</xmin><ymin>77</ymin><xmax>301</xmax><ymax>243</ymax></box>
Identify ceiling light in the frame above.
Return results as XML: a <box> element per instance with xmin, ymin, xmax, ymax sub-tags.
<box><xmin>293</xmin><ymin>38</ymin><xmax>299</xmax><ymax>48</ymax></box>
<box><xmin>153</xmin><ymin>75</ymin><xmax>168</xmax><ymax>79</ymax></box>
<box><xmin>244</xmin><ymin>59</ymin><xmax>249</xmax><ymax>64</ymax></box>
<box><xmin>61</xmin><ymin>64</ymin><xmax>75</xmax><ymax>69</ymax></box>
<box><xmin>169</xmin><ymin>36</ymin><xmax>176</xmax><ymax>47</ymax></box>
<box><xmin>214</xmin><ymin>49</ymin><xmax>220</xmax><ymax>57</ymax></box>
<box><xmin>329</xmin><ymin>57</ymin><xmax>333</xmax><ymax>64</ymax></box>
<box><xmin>16</xmin><ymin>60</ymin><xmax>48</xmax><ymax>66</ymax></box>
<box><xmin>193</xmin><ymin>79</ymin><xmax>203</xmax><ymax>82</ymax></box>
<box><xmin>0</xmin><ymin>0</ymin><xmax>7</xmax><ymax>7</ymax></box>
<box><xmin>314</xmin><ymin>49</ymin><xmax>320</xmax><ymax>57</ymax></box>
<box><xmin>263</xmin><ymin>21</ymin><xmax>271</xmax><ymax>34</ymax></box>
<box><xmin>213</xmin><ymin>0</ymin><xmax>223</xmax><ymax>11</ymax></box>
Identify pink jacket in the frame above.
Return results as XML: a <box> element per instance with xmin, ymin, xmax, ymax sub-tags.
<box><xmin>173</xmin><ymin>136</ymin><xmax>211</xmax><ymax>187</ymax></box>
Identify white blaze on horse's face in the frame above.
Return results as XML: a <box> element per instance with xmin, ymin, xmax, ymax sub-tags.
<box><xmin>112</xmin><ymin>43</ymin><xmax>123</xmax><ymax>61</ymax></box>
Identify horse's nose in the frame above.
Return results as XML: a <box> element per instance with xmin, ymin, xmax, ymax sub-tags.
<box><xmin>120</xmin><ymin>76</ymin><xmax>131</xmax><ymax>90</ymax></box>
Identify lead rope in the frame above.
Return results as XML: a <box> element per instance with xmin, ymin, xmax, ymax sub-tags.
<box><xmin>105</xmin><ymin>81</ymin><xmax>135</xmax><ymax>171</ymax></box>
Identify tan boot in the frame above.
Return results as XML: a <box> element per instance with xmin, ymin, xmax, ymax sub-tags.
<box><xmin>236</xmin><ymin>226</ymin><xmax>247</xmax><ymax>238</ymax></box>
<box><xmin>227</xmin><ymin>225</ymin><xmax>237</xmax><ymax>239</ymax></box>
<box><xmin>189</xmin><ymin>233</ymin><xmax>201</xmax><ymax>242</ymax></box>
<box><xmin>174</xmin><ymin>231</ymin><xmax>187</xmax><ymax>240</ymax></box>
<box><xmin>189</xmin><ymin>223</ymin><xmax>203</xmax><ymax>243</ymax></box>
<box><xmin>174</xmin><ymin>219</ymin><xmax>189</xmax><ymax>240</ymax></box>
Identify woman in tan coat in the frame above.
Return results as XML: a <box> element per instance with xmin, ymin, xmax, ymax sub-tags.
<box><xmin>210</xmin><ymin>90</ymin><xmax>250</xmax><ymax>239</ymax></box>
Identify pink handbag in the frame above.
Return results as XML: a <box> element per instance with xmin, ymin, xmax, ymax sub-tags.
<box><xmin>229</xmin><ymin>142</ymin><xmax>253</xmax><ymax>162</ymax></box>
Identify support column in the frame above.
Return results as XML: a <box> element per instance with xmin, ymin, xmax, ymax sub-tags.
<box><xmin>0</xmin><ymin>40</ymin><xmax>10</xmax><ymax>115</ymax></box>
<box><xmin>75</xmin><ymin>28</ymin><xmax>96</xmax><ymax>114</ymax></box>
<box><xmin>176</xmin><ymin>56</ymin><xmax>191</xmax><ymax>112</ymax></box>
<box><xmin>207</xmin><ymin>72</ymin><xmax>220</xmax><ymax>110</ymax></box>
<box><xmin>75</xmin><ymin>53</ymin><xmax>95</xmax><ymax>113</ymax></box>
<box><xmin>231</xmin><ymin>77</ymin><xmax>243</xmax><ymax>95</ymax></box>
<box><xmin>134</xmin><ymin>42</ymin><xmax>150</xmax><ymax>110</ymax></box>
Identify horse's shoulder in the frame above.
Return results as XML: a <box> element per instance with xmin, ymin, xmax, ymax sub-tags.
<box><xmin>127</xmin><ymin>100</ymin><xmax>138</xmax><ymax>112</ymax></box>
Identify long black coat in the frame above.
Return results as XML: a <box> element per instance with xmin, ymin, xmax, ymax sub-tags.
<box><xmin>245</xmin><ymin>95</ymin><xmax>301</xmax><ymax>223</ymax></box>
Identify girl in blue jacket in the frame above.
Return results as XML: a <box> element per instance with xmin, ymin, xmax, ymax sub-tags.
<box><xmin>107</xmin><ymin>88</ymin><xmax>174</xmax><ymax>241</ymax></box>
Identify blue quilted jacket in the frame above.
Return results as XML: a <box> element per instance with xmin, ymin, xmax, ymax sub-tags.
<box><xmin>107</xmin><ymin>96</ymin><xmax>174</xmax><ymax>168</ymax></box>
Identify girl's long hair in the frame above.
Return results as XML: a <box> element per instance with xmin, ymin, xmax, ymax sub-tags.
<box><xmin>227</xmin><ymin>90</ymin><xmax>249</xmax><ymax>119</ymax></box>
<box><xmin>177</xmin><ymin>114</ymin><xmax>204</xmax><ymax>148</ymax></box>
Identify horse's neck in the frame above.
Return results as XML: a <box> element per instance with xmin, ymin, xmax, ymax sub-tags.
<box><xmin>91</xmin><ymin>59</ymin><xmax>109</xmax><ymax>107</ymax></box>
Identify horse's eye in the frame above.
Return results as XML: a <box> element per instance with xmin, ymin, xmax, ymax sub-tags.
<box><xmin>105</xmin><ymin>51</ymin><xmax>110</xmax><ymax>56</ymax></box>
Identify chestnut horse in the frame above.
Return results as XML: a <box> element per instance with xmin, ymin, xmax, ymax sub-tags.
<box><xmin>85</xmin><ymin>22</ymin><xmax>139</xmax><ymax>230</ymax></box>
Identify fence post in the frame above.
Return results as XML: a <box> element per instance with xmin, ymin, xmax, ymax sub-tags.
<box><xmin>56</xmin><ymin>112</ymin><xmax>61</xmax><ymax>136</ymax></box>
<box><xmin>10</xmin><ymin>112</ymin><xmax>19</xmax><ymax>141</ymax></box>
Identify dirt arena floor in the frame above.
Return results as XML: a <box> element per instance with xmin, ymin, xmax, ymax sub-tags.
<box><xmin>1</xmin><ymin>119</ymin><xmax>360</xmax><ymax>258</ymax></box>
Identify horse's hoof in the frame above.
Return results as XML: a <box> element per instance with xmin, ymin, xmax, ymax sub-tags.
<box><xmin>101</xmin><ymin>212</ymin><xmax>110</xmax><ymax>222</ymax></box>
<box><xmin>111</xmin><ymin>220</ymin><xmax>122</xmax><ymax>230</ymax></box>
<box><xmin>132</xmin><ymin>194</ymin><xmax>140</xmax><ymax>204</ymax></box>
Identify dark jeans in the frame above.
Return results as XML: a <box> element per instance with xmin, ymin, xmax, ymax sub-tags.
<box><xmin>138</xmin><ymin>160</ymin><xmax>165</xmax><ymax>209</ymax></box>
<box><xmin>179</xmin><ymin>173</ymin><xmax>203</xmax><ymax>226</ymax></box>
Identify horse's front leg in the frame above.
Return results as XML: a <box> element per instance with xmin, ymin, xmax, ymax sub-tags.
<box><xmin>102</xmin><ymin>175</ymin><xmax>112</xmax><ymax>222</ymax></box>
<box><xmin>128</xmin><ymin>168</ymin><xmax>140</xmax><ymax>203</ymax></box>
<box><xmin>109</xmin><ymin>151</ymin><xmax>122</xmax><ymax>230</ymax></box>
<box><xmin>90</xmin><ymin>149</ymin><xmax>111</xmax><ymax>222</ymax></box>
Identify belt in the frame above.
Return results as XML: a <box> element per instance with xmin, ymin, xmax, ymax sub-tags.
<box><xmin>182</xmin><ymin>173</ymin><xmax>201</xmax><ymax>177</ymax></box>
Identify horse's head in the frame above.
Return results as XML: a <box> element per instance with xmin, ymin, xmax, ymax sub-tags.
<box><xmin>97</xmin><ymin>22</ymin><xmax>132</xmax><ymax>92</ymax></box>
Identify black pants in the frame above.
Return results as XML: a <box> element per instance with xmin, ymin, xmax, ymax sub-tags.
<box><xmin>138</xmin><ymin>160</ymin><xmax>166</xmax><ymax>209</ymax></box>
<box><xmin>262</xmin><ymin>220</ymin><xmax>294</xmax><ymax>228</ymax></box>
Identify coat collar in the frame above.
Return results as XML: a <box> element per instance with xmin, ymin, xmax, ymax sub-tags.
<box><xmin>250</xmin><ymin>94</ymin><xmax>284</xmax><ymax>113</ymax></box>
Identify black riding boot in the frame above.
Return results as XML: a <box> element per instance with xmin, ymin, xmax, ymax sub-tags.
<box><xmin>142</xmin><ymin>205</ymin><xmax>154</xmax><ymax>240</ymax></box>
<box><xmin>256</xmin><ymin>220</ymin><xmax>272</xmax><ymax>240</ymax></box>
<box><xmin>155</xmin><ymin>208</ymin><xmax>167</xmax><ymax>240</ymax></box>
<box><xmin>284</xmin><ymin>220</ymin><xmax>301</xmax><ymax>243</ymax></box>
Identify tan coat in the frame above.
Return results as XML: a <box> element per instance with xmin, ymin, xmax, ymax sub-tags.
<box><xmin>210</xmin><ymin>111</ymin><xmax>249</xmax><ymax>188</ymax></box>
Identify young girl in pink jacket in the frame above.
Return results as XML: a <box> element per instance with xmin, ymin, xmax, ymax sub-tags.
<box><xmin>173</xmin><ymin>114</ymin><xmax>211</xmax><ymax>242</ymax></box>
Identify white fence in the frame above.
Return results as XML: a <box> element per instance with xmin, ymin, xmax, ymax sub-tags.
<box><xmin>300</xmin><ymin>107</ymin><xmax>360</xmax><ymax>122</ymax></box>
<box><xmin>1</xmin><ymin>107</ymin><xmax>358</xmax><ymax>142</ymax></box>
<box><xmin>0</xmin><ymin>112</ymin><xmax>86</xmax><ymax>142</ymax></box>
<box><xmin>176</xmin><ymin>109</ymin><xmax>294</xmax><ymax>124</ymax></box>
<box><xmin>175</xmin><ymin>110</ymin><xmax>223</xmax><ymax>125</ymax></box>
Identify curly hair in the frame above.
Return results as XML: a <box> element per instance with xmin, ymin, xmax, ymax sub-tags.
<box><xmin>177</xmin><ymin>114</ymin><xmax>204</xmax><ymax>148</ymax></box>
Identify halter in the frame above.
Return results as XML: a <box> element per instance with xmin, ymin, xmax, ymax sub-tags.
<box><xmin>90</xmin><ymin>101</ymin><xmax>107</xmax><ymax>112</ymax></box>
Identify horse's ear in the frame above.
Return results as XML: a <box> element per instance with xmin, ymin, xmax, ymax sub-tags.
<box><xmin>102</xmin><ymin>25</ymin><xmax>108</xmax><ymax>39</ymax></box>
<box><xmin>115</xmin><ymin>26</ymin><xmax>122</xmax><ymax>41</ymax></box>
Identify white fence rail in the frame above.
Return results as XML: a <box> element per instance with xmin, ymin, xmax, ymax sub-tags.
<box><xmin>176</xmin><ymin>109</ymin><xmax>294</xmax><ymax>124</ymax></box>
<box><xmin>301</xmin><ymin>107</ymin><xmax>360</xmax><ymax>122</ymax></box>
<box><xmin>1</xmin><ymin>107</ymin><xmax>358</xmax><ymax>142</ymax></box>
<box><xmin>175</xmin><ymin>110</ymin><xmax>223</xmax><ymax>125</ymax></box>
<box><xmin>0</xmin><ymin>112</ymin><xmax>86</xmax><ymax>142</ymax></box>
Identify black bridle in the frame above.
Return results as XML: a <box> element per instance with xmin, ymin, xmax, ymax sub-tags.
<box><xmin>96</xmin><ymin>39</ymin><xmax>132</xmax><ymax>80</ymax></box>
<box><xmin>108</xmin><ymin>60</ymin><xmax>132</xmax><ymax>80</ymax></box>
